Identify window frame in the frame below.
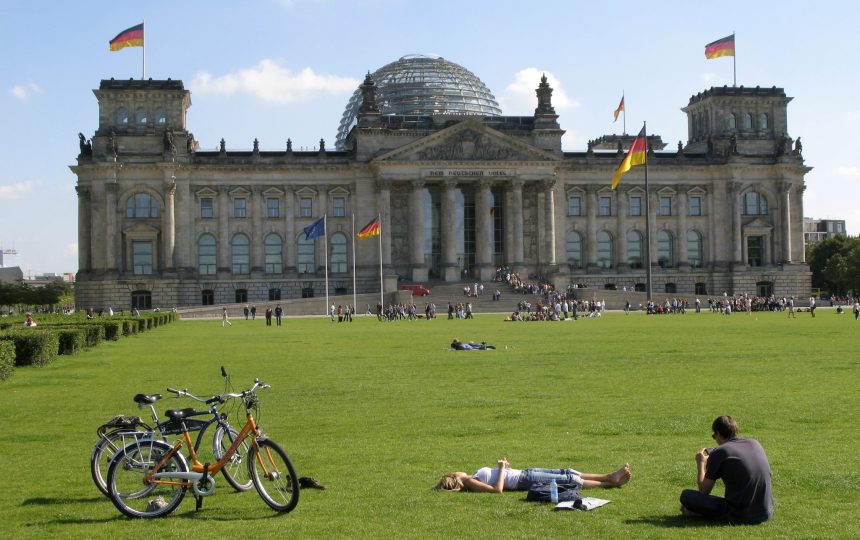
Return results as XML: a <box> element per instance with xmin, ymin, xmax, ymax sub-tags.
<box><xmin>598</xmin><ymin>196</ymin><xmax>612</xmax><ymax>217</ymax></box>
<box><xmin>567</xmin><ymin>196</ymin><xmax>582</xmax><ymax>217</ymax></box>
<box><xmin>231</xmin><ymin>234</ymin><xmax>250</xmax><ymax>274</ymax></box>
<box><xmin>332</xmin><ymin>196</ymin><xmax>346</xmax><ymax>218</ymax></box>
<box><xmin>689</xmin><ymin>196</ymin><xmax>702</xmax><ymax>216</ymax></box>
<box><xmin>200</xmin><ymin>198</ymin><xmax>214</xmax><ymax>219</ymax></box>
<box><xmin>629</xmin><ymin>196</ymin><xmax>642</xmax><ymax>217</ymax></box>
<box><xmin>132</xmin><ymin>241</ymin><xmax>153</xmax><ymax>275</ymax></box>
<box><xmin>197</xmin><ymin>234</ymin><xmax>217</xmax><ymax>275</ymax></box>
<box><xmin>659</xmin><ymin>196</ymin><xmax>672</xmax><ymax>216</ymax></box>
<box><xmin>233</xmin><ymin>198</ymin><xmax>247</xmax><ymax>219</ymax></box>
<box><xmin>299</xmin><ymin>197</ymin><xmax>313</xmax><ymax>218</ymax></box>
<box><xmin>264</xmin><ymin>233</ymin><xmax>283</xmax><ymax>274</ymax></box>
<box><xmin>266</xmin><ymin>198</ymin><xmax>280</xmax><ymax>218</ymax></box>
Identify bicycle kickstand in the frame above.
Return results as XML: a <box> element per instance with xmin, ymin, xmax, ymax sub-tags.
<box><xmin>196</xmin><ymin>462</ymin><xmax>210</xmax><ymax>511</ymax></box>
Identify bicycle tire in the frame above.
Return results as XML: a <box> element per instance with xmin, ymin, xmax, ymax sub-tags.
<box><xmin>90</xmin><ymin>428</ymin><xmax>149</xmax><ymax>497</ymax></box>
<box><xmin>248</xmin><ymin>438</ymin><xmax>299</xmax><ymax>512</ymax></box>
<box><xmin>213</xmin><ymin>425</ymin><xmax>253</xmax><ymax>492</ymax></box>
<box><xmin>106</xmin><ymin>439</ymin><xmax>188</xmax><ymax>518</ymax></box>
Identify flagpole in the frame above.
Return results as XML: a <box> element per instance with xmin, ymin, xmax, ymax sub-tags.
<box><xmin>732</xmin><ymin>31</ymin><xmax>737</xmax><ymax>87</ymax></box>
<box><xmin>643</xmin><ymin>121</ymin><xmax>653</xmax><ymax>303</ymax></box>
<box><xmin>622</xmin><ymin>91</ymin><xmax>626</xmax><ymax>135</ymax></box>
<box><xmin>142</xmin><ymin>19</ymin><xmax>146</xmax><ymax>80</ymax></box>
<box><xmin>378</xmin><ymin>213</ymin><xmax>384</xmax><ymax>310</ymax></box>
<box><xmin>323</xmin><ymin>214</ymin><xmax>330</xmax><ymax>316</ymax></box>
<box><xmin>352</xmin><ymin>213</ymin><xmax>357</xmax><ymax>312</ymax></box>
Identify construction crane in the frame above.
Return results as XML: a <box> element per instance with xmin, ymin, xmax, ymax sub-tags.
<box><xmin>0</xmin><ymin>248</ymin><xmax>18</xmax><ymax>268</ymax></box>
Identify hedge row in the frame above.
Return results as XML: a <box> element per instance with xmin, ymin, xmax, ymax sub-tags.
<box><xmin>0</xmin><ymin>312</ymin><xmax>179</xmax><ymax>380</ymax></box>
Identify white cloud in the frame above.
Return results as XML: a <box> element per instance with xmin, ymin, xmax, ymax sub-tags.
<box><xmin>10</xmin><ymin>81</ymin><xmax>42</xmax><ymax>100</ymax></box>
<box><xmin>0</xmin><ymin>181</ymin><xmax>33</xmax><ymax>199</ymax></box>
<box><xmin>838</xmin><ymin>166</ymin><xmax>860</xmax><ymax>177</ymax></box>
<box><xmin>63</xmin><ymin>243</ymin><xmax>78</xmax><ymax>257</ymax></box>
<box><xmin>497</xmin><ymin>68</ymin><xmax>578</xmax><ymax>115</ymax></box>
<box><xmin>190</xmin><ymin>59</ymin><xmax>359</xmax><ymax>104</ymax></box>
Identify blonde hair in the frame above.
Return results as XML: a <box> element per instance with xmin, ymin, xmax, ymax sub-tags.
<box><xmin>434</xmin><ymin>473</ymin><xmax>463</xmax><ymax>491</ymax></box>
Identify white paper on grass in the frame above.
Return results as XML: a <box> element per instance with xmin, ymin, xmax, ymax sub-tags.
<box><xmin>554</xmin><ymin>497</ymin><xmax>611</xmax><ymax>511</ymax></box>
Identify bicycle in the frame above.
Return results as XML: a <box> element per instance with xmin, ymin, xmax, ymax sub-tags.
<box><xmin>91</xmin><ymin>381</ymin><xmax>252</xmax><ymax>497</ymax></box>
<box><xmin>106</xmin><ymin>373</ymin><xmax>299</xmax><ymax>518</ymax></box>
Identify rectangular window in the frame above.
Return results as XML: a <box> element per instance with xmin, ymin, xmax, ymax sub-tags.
<box><xmin>266</xmin><ymin>198</ymin><xmax>280</xmax><ymax>218</ymax></box>
<box><xmin>689</xmin><ymin>196</ymin><xmax>702</xmax><ymax>216</ymax></box>
<box><xmin>299</xmin><ymin>197</ymin><xmax>313</xmax><ymax>218</ymax></box>
<box><xmin>567</xmin><ymin>196</ymin><xmax>581</xmax><ymax>216</ymax></box>
<box><xmin>747</xmin><ymin>236</ymin><xmax>763</xmax><ymax>267</ymax></box>
<box><xmin>660</xmin><ymin>196</ymin><xmax>672</xmax><ymax>216</ymax></box>
<box><xmin>234</xmin><ymin>198</ymin><xmax>246</xmax><ymax>218</ymax></box>
<box><xmin>333</xmin><ymin>196</ymin><xmax>346</xmax><ymax>217</ymax></box>
<box><xmin>200</xmin><ymin>198</ymin><xmax>213</xmax><ymax>219</ymax></box>
<box><xmin>836</xmin><ymin>222</ymin><xmax>844</xmax><ymax>233</ymax></box>
<box><xmin>132</xmin><ymin>241</ymin><xmax>153</xmax><ymax>275</ymax></box>
<box><xmin>598</xmin><ymin>196</ymin><xmax>612</xmax><ymax>217</ymax></box>
<box><xmin>629</xmin><ymin>196</ymin><xmax>642</xmax><ymax>216</ymax></box>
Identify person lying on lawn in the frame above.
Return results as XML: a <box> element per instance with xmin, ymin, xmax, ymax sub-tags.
<box><xmin>450</xmin><ymin>338</ymin><xmax>496</xmax><ymax>350</ymax></box>
<box><xmin>434</xmin><ymin>458</ymin><xmax>630</xmax><ymax>492</ymax></box>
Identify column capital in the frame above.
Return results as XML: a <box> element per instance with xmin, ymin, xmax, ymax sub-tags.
<box><xmin>510</xmin><ymin>178</ymin><xmax>525</xmax><ymax>189</ymax></box>
<box><xmin>778</xmin><ymin>181</ymin><xmax>794</xmax><ymax>194</ymax></box>
<box><xmin>541</xmin><ymin>178</ymin><xmax>556</xmax><ymax>190</ymax></box>
<box><xmin>477</xmin><ymin>178</ymin><xmax>494</xmax><ymax>190</ymax></box>
<box><xmin>410</xmin><ymin>179</ymin><xmax>425</xmax><ymax>189</ymax></box>
<box><xmin>376</xmin><ymin>179</ymin><xmax>393</xmax><ymax>191</ymax></box>
<box><xmin>75</xmin><ymin>185</ymin><xmax>91</xmax><ymax>197</ymax></box>
<box><xmin>728</xmin><ymin>181</ymin><xmax>743</xmax><ymax>194</ymax></box>
<box><xmin>441</xmin><ymin>178</ymin><xmax>458</xmax><ymax>189</ymax></box>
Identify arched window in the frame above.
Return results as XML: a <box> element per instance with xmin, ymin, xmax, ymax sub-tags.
<box><xmin>198</xmin><ymin>234</ymin><xmax>216</xmax><ymax>275</ymax></box>
<box><xmin>743</xmin><ymin>191</ymin><xmax>769</xmax><ymax>215</ymax></box>
<box><xmin>231</xmin><ymin>234</ymin><xmax>250</xmax><ymax>274</ymax></box>
<box><xmin>565</xmin><ymin>231</ymin><xmax>583</xmax><ymax>269</ymax></box>
<box><xmin>727</xmin><ymin>113</ymin><xmax>736</xmax><ymax>130</ymax></box>
<box><xmin>759</xmin><ymin>113</ymin><xmax>768</xmax><ymax>130</ymax></box>
<box><xmin>657</xmin><ymin>230</ymin><xmax>674</xmax><ymax>268</ymax></box>
<box><xmin>297</xmin><ymin>233</ymin><xmax>315</xmax><ymax>273</ymax></box>
<box><xmin>125</xmin><ymin>193</ymin><xmax>159</xmax><ymax>218</ymax></box>
<box><xmin>596</xmin><ymin>231</ymin><xmax>614</xmax><ymax>269</ymax></box>
<box><xmin>329</xmin><ymin>233</ymin><xmax>348</xmax><ymax>273</ymax></box>
<box><xmin>131</xmin><ymin>290</ymin><xmax>151</xmax><ymax>310</ymax></box>
<box><xmin>742</xmin><ymin>113</ymin><xmax>752</xmax><ymax>130</ymax></box>
<box><xmin>687</xmin><ymin>230</ymin><xmax>703</xmax><ymax>268</ymax></box>
<box><xmin>627</xmin><ymin>231</ymin><xmax>643</xmax><ymax>269</ymax></box>
<box><xmin>155</xmin><ymin>107</ymin><xmax>167</xmax><ymax>124</ymax></box>
<box><xmin>115</xmin><ymin>107</ymin><xmax>128</xmax><ymax>125</ymax></box>
<box><xmin>135</xmin><ymin>107</ymin><xmax>148</xmax><ymax>124</ymax></box>
<box><xmin>264</xmin><ymin>233</ymin><xmax>283</xmax><ymax>274</ymax></box>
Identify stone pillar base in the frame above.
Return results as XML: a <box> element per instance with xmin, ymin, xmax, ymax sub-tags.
<box><xmin>411</xmin><ymin>266</ymin><xmax>429</xmax><ymax>283</ymax></box>
<box><xmin>442</xmin><ymin>265</ymin><xmax>460</xmax><ymax>282</ymax></box>
<box><xmin>476</xmin><ymin>264</ymin><xmax>495</xmax><ymax>282</ymax></box>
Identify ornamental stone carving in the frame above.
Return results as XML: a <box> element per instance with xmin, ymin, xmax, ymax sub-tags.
<box><xmin>417</xmin><ymin>130</ymin><xmax>530</xmax><ymax>161</ymax></box>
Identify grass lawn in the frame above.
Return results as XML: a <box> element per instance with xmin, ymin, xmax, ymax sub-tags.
<box><xmin>1</xmin><ymin>309</ymin><xmax>858</xmax><ymax>538</ymax></box>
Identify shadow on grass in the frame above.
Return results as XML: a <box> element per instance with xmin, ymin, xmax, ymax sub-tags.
<box><xmin>624</xmin><ymin>515</ymin><xmax>726</xmax><ymax>528</ymax></box>
<box><xmin>22</xmin><ymin>496</ymin><xmax>104</xmax><ymax>506</ymax></box>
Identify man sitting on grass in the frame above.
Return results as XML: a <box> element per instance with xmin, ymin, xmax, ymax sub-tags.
<box><xmin>680</xmin><ymin>415</ymin><xmax>774</xmax><ymax>525</ymax></box>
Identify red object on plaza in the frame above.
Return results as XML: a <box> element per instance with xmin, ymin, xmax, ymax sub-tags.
<box><xmin>399</xmin><ymin>284</ymin><xmax>431</xmax><ymax>296</ymax></box>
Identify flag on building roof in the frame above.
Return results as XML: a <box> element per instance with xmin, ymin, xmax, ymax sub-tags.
<box><xmin>613</xmin><ymin>95</ymin><xmax>625</xmax><ymax>122</ymax></box>
<box><xmin>611</xmin><ymin>126</ymin><xmax>646</xmax><ymax>190</ymax></box>
<box><xmin>356</xmin><ymin>216</ymin><xmax>381</xmax><ymax>239</ymax></box>
<box><xmin>109</xmin><ymin>23</ymin><xmax>144</xmax><ymax>51</ymax></box>
<box><xmin>705</xmin><ymin>34</ymin><xmax>735</xmax><ymax>59</ymax></box>
<box><xmin>304</xmin><ymin>216</ymin><xmax>326</xmax><ymax>240</ymax></box>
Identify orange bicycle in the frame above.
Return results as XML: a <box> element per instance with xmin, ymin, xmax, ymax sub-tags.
<box><xmin>106</xmin><ymin>370</ymin><xmax>299</xmax><ymax>518</ymax></box>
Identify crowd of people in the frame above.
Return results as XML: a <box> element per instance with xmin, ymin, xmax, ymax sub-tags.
<box><xmin>374</xmin><ymin>302</ymin><xmax>438</xmax><ymax>321</ymax></box>
<box><xmin>506</xmin><ymin>297</ymin><xmax>605</xmax><ymax>321</ymax></box>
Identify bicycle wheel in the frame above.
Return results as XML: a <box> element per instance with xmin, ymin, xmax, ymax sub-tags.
<box><xmin>248</xmin><ymin>438</ymin><xmax>299</xmax><ymax>512</ymax></box>
<box><xmin>106</xmin><ymin>439</ymin><xmax>188</xmax><ymax>518</ymax></box>
<box><xmin>91</xmin><ymin>429</ymin><xmax>148</xmax><ymax>497</ymax></box>
<box><xmin>213</xmin><ymin>425</ymin><xmax>253</xmax><ymax>491</ymax></box>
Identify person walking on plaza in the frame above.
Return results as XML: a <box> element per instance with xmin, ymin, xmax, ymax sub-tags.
<box><xmin>221</xmin><ymin>307</ymin><xmax>232</xmax><ymax>327</ymax></box>
<box><xmin>265</xmin><ymin>306</ymin><xmax>273</xmax><ymax>326</ymax></box>
<box><xmin>250</xmin><ymin>305</ymin><xmax>257</xmax><ymax>320</ymax></box>
<box><xmin>854</xmin><ymin>299</ymin><xmax>860</xmax><ymax>320</ymax></box>
<box><xmin>787</xmin><ymin>297</ymin><xmax>796</xmax><ymax>318</ymax></box>
<box><xmin>243</xmin><ymin>304</ymin><xmax>250</xmax><ymax>320</ymax></box>
<box><xmin>809</xmin><ymin>296</ymin><xmax>816</xmax><ymax>318</ymax></box>
<box><xmin>275</xmin><ymin>304</ymin><xmax>283</xmax><ymax>326</ymax></box>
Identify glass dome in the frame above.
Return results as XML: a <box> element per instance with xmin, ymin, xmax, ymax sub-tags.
<box><xmin>335</xmin><ymin>54</ymin><xmax>502</xmax><ymax>149</ymax></box>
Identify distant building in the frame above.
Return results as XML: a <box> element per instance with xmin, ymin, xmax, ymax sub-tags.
<box><xmin>803</xmin><ymin>218</ymin><xmax>847</xmax><ymax>246</ymax></box>
<box><xmin>0</xmin><ymin>267</ymin><xmax>24</xmax><ymax>284</ymax></box>
<box><xmin>72</xmin><ymin>55</ymin><xmax>812</xmax><ymax>309</ymax></box>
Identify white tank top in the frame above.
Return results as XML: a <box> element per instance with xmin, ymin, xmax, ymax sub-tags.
<box><xmin>472</xmin><ymin>467</ymin><xmax>522</xmax><ymax>490</ymax></box>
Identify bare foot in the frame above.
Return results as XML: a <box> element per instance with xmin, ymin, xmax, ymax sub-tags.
<box><xmin>608</xmin><ymin>463</ymin><xmax>631</xmax><ymax>487</ymax></box>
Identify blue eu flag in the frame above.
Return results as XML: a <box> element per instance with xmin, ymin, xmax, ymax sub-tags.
<box><xmin>303</xmin><ymin>216</ymin><xmax>326</xmax><ymax>240</ymax></box>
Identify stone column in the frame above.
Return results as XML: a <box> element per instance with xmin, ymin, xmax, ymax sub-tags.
<box><xmin>218</xmin><ymin>185</ymin><xmax>231</xmax><ymax>273</ymax></box>
<box><xmin>542</xmin><ymin>179</ymin><xmax>556</xmax><ymax>267</ymax></box>
<box><xmin>586</xmin><ymin>185</ymin><xmax>598</xmax><ymax>270</ymax></box>
<box><xmin>76</xmin><ymin>186</ymin><xmax>91</xmax><ymax>272</ymax></box>
<box><xmin>677</xmin><ymin>188</ymin><xmax>689</xmax><ymax>269</ymax></box>
<box><xmin>284</xmin><ymin>187</ymin><xmax>296</xmax><ymax>275</ymax></box>
<box><xmin>511</xmin><ymin>179</ymin><xmax>525</xmax><ymax>269</ymax></box>
<box><xmin>317</xmin><ymin>185</ymin><xmax>328</xmax><ymax>220</ymax></box>
<box><xmin>475</xmin><ymin>179</ymin><xmax>493</xmax><ymax>280</ymax></box>
<box><xmin>174</xmin><ymin>175</ymin><xmax>191</xmax><ymax>272</ymax></box>
<box><xmin>616</xmin><ymin>189</ymin><xmax>628</xmax><ymax>272</ymax></box>
<box><xmin>795</xmin><ymin>184</ymin><xmax>806</xmax><ymax>263</ymax></box>
<box><xmin>252</xmin><ymin>186</ymin><xmax>264</xmax><ymax>273</ymax></box>
<box><xmin>441</xmin><ymin>179</ymin><xmax>458</xmax><ymax>281</ymax></box>
<box><xmin>410</xmin><ymin>179</ymin><xmax>428</xmax><ymax>282</ymax></box>
<box><xmin>730</xmin><ymin>181</ymin><xmax>743</xmax><ymax>265</ymax></box>
<box><xmin>378</xmin><ymin>180</ymin><xmax>392</xmax><ymax>268</ymax></box>
<box><xmin>162</xmin><ymin>171</ymin><xmax>176</xmax><ymax>272</ymax></box>
<box><xmin>780</xmin><ymin>181</ymin><xmax>792</xmax><ymax>263</ymax></box>
<box><xmin>105</xmin><ymin>175</ymin><xmax>118</xmax><ymax>273</ymax></box>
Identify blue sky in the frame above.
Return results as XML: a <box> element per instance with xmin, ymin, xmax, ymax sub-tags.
<box><xmin>1</xmin><ymin>0</ymin><xmax>856</xmax><ymax>276</ymax></box>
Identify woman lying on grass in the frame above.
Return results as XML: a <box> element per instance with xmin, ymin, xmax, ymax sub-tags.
<box><xmin>434</xmin><ymin>458</ymin><xmax>630</xmax><ymax>492</ymax></box>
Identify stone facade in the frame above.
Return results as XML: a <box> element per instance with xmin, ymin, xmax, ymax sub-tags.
<box><xmin>72</xmin><ymin>77</ymin><xmax>811</xmax><ymax>309</ymax></box>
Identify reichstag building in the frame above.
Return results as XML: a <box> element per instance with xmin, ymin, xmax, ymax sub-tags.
<box><xmin>72</xmin><ymin>54</ymin><xmax>811</xmax><ymax>309</ymax></box>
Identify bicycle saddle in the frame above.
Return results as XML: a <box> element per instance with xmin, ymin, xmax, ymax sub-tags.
<box><xmin>165</xmin><ymin>407</ymin><xmax>207</xmax><ymax>421</ymax></box>
<box><xmin>133</xmin><ymin>393</ymin><xmax>163</xmax><ymax>405</ymax></box>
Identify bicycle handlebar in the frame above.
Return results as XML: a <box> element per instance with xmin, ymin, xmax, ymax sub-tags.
<box><xmin>166</xmin><ymin>387</ymin><xmax>223</xmax><ymax>405</ymax></box>
<box><xmin>223</xmin><ymin>378</ymin><xmax>270</xmax><ymax>399</ymax></box>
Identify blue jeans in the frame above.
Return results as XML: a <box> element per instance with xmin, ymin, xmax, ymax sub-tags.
<box><xmin>681</xmin><ymin>489</ymin><xmax>772</xmax><ymax>524</ymax></box>
<box><xmin>517</xmin><ymin>468</ymin><xmax>582</xmax><ymax>489</ymax></box>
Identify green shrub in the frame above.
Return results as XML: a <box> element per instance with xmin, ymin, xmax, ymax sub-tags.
<box><xmin>8</xmin><ymin>330</ymin><xmax>59</xmax><ymax>367</ymax></box>
<box><xmin>137</xmin><ymin>319</ymin><xmax>146</xmax><ymax>333</ymax></box>
<box><xmin>103</xmin><ymin>321</ymin><xmax>121</xmax><ymax>341</ymax></box>
<box><xmin>57</xmin><ymin>328</ymin><xmax>87</xmax><ymax>355</ymax></box>
<box><xmin>146</xmin><ymin>318</ymin><xmax>153</xmax><ymax>330</ymax></box>
<box><xmin>83</xmin><ymin>324</ymin><xmax>105</xmax><ymax>347</ymax></box>
<box><xmin>121</xmin><ymin>320</ymin><xmax>137</xmax><ymax>336</ymax></box>
<box><xmin>0</xmin><ymin>339</ymin><xmax>13</xmax><ymax>381</ymax></box>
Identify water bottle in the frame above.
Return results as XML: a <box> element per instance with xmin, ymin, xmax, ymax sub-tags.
<box><xmin>549</xmin><ymin>478</ymin><xmax>558</xmax><ymax>503</ymax></box>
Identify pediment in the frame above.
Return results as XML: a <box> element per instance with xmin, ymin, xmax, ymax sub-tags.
<box><xmin>195</xmin><ymin>187</ymin><xmax>217</xmax><ymax>198</ymax></box>
<box><xmin>743</xmin><ymin>217</ymin><xmax>772</xmax><ymax>231</ymax></box>
<box><xmin>229</xmin><ymin>187</ymin><xmax>251</xmax><ymax>197</ymax></box>
<box><xmin>262</xmin><ymin>187</ymin><xmax>284</xmax><ymax>197</ymax></box>
<box><xmin>123</xmin><ymin>221</ymin><xmax>160</xmax><ymax>236</ymax></box>
<box><xmin>372</xmin><ymin>120</ymin><xmax>561</xmax><ymax>163</ymax></box>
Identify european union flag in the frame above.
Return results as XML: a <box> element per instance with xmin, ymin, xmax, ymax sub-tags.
<box><xmin>303</xmin><ymin>216</ymin><xmax>326</xmax><ymax>240</ymax></box>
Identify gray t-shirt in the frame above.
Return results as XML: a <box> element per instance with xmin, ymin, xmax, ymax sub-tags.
<box><xmin>706</xmin><ymin>437</ymin><xmax>774</xmax><ymax>523</ymax></box>
<box><xmin>472</xmin><ymin>467</ymin><xmax>523</xmax><ymax>490</ymax></box>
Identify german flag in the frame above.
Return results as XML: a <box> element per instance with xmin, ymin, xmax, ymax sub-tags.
<box><xmin>357</xmin><ymin>216</ymin><xmax>381</xmax><ymax>239</ymax></box>
<box><xmin>613</xmin><ymin>95</ymin><xmax>625</xmax><ymax>122</ymax></box>
<box><xmin>109</xmin><ymin>23</ymin><xmax>144</xmax><ymax>52</ymax></box>
<box><xmin>705</xmin><ymin>34</ymin><xmax>734</xmax><ymax>59</ymax></box>
<box><xmin>611</xmin><ymin>127</ymin><xmax>646</xmax><ymax>190</ymax></box>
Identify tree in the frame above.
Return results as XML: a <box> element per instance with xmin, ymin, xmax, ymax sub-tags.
<box><xmin>807</xmin><ymin>236</ymin><xmax>856</xmax><ymax>293</ymax></box>
<box><xmin>822</xmin><ymin>254</ymin><xmax>849</xmax><ymax>296</ymax></box>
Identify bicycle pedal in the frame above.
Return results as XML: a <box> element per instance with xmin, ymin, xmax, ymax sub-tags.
<box><xmin>195</xmin><ymin>495</ymin><xmax>203</xmax><ymax>511</ymax></box>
